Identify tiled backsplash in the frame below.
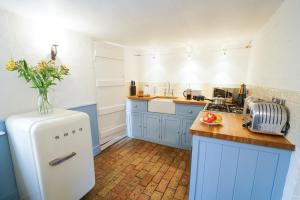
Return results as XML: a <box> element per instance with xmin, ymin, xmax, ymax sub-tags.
<box><xmin>248</xmin><ymin>85</ymin><xmax>300</xmax><ymax>200</ymax></box>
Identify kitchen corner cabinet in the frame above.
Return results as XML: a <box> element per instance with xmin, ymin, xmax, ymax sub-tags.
<box><xmin>189</xmin><ymin>135</ymin><xmax>292</xmax><ymax>200</ymax></box>
<box><xmin>126</xmin><ymin>100</ymin><xmax>204</xmax><ymax>149</ymax></box>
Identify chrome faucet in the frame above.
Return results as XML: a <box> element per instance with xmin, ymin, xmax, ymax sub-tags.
<box><xmin>164</xmin><ymin>82</ymin><xmax>174</xmax><ymax>96</ymax></box>
<box><xmin>167</xmin><ymin>81</ymin><xmax>171</xmax><ymax>95</ymax></box>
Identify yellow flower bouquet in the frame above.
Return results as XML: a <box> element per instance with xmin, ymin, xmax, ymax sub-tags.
<box><xmin>6</xmin><ymin>58</ymin><xmax>70</xmax><ymax>114</ymax></box>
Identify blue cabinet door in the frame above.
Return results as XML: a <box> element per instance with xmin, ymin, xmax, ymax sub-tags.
<box><xmin>189</xmin><ymin>135</ymin><xmax>291</xmax><ymax>200</ymax></box>
<box><xmin>181</xmin><ymin>118</ymin><xmax>194</xmax><ymax>148</ymax></box>
<box><xmin>128</xmin><ymin>112</ymin><xmax>143</xmax><ymax>138</ymax></box>
<box><xmin>143</xmin><ymin>113</ymin><xmax>160</xmax><ymax>142</ymax></box>
<box><xmin>161</xmin><ymin>115</ymin><xmax>180</xmax><ymax>146</ymax></box>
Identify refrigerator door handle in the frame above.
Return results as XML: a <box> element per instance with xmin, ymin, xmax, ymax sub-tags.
<box><xmin>49</xmin><ymin>152</ymin><xmax>77</xmax><ymax>166</ymax></box>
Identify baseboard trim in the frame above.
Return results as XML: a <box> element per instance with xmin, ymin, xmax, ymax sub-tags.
<box><xmin>100</xmin><ymin>124</ymin><xmax>126</xmax><ymax>139</ymax></box>
<box><xmin>100</xmin><ymin>134</ymin><xmax>127</xmax><ymax>150</ymax></box>
<box><xmin>93</xmin><ymin>145</ymin><xmax>101</xmax><ymax>156</ymax></box>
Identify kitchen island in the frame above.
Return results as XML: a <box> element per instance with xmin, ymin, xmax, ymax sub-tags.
<box><xmin>189</xmin><ymin>112</ymin><xmax>295</xmax><ymax>200</ymax></box>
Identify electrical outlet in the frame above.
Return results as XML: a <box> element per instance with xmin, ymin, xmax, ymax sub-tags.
<box><xmin>272</xmin><ymin>97</ymin><xmax>286</xmax><ymax>106</ymax></box>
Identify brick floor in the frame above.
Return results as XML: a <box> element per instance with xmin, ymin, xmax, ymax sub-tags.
<box><xmin>81</xmin><ymin>137</ymin><xmax>191</xmax><ymax>200</ymax></box>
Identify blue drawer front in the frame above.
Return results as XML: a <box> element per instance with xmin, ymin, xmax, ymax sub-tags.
<box><xmin>176</xmin><ymin>104</ymin><xmax>204</xmax><ymax>118</ymax></box>
<box><xmin>127</xmin><ymin>100</ymin><xmax>147</xmax><ymax>112</ymax></box>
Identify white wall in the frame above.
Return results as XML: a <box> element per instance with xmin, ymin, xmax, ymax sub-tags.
<box><xmin>247</xmin><ymin>0</ymin><xmax>300</xmax><ymax>91</ymax></box>
<box><xmin>124</xmin><ymin>47</ymin><xmax>250</xmax><ymax>97</ymax></box>
<box><xmin>247</xmin><ymin>0</ymin><xmax>300</xmax><ymax>199</ymax></box>
<box><xmin>137</xmin><ymin>48</ymin><xmax>250</xmax><ymax>85</ymax></box>
<box><xmin>0</xmin><ymin>10</ymin><xmax>96</xmax><ymax>118</ymax></box>
<box><xmin>124</xmin><ymin>46</ymin><xmax>250</xmax><ymax>92</ymax></box>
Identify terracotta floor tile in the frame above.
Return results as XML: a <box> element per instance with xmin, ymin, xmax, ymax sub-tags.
<box><xmin>81</xmin><ymin>137</ymin><xmax>191</xmax><ymax>200</ymax></box>
<box><xmin>150</xmin><ymin>191</ymin><xmax>163</xmax><ymax>200</ymax></box>
<box><xmin>144</xmin><ymin>181</ymin><xmax>158</xmax><ymax>196</ymax></box>
<box><xmin>156</xmin><ymin>179</ymin><xmax>170</xmax><ymax>193</ymax></box>
<box><xmin>174</xmin><ymin>185</ymin><xmax>187</xmax><ymax>199</ymax></box>
<box><xmin>161</xmin><ymin>188</ymin><xmax>175</xmax><ymax>200</ymax></box>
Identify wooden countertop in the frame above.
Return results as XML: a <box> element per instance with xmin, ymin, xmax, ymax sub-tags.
<box><xmin>127</xmin><ymin>96</ymin><xmax>208</xmax><ymax>105</ymax></box>
<box><xmin>173</xmin><ymin>98</ymin><xmax>208</xmax><ymax>105</ymax></box>
<box><xmin>190</xmin><ymin>112</ymin><xmax>295</xmax><ymax>151</ymax></box>
<box><xmin>127</xmin><ymin>96</ymin><xmax>156</xmax><ymax>101</ymax></box>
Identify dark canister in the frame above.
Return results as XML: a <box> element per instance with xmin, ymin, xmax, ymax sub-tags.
<box><xmin>130</xmin><ymin>81</ymin><xmax>136</xmax><ymax>96</ymax></box>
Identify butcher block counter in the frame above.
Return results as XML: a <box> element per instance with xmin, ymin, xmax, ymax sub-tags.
<box><xmin>189</xmin><ymin>112</ymin><xmax>294</xmax><ymax>200</ymax></box>
<box><xmin>190</xmin><ymin>111</ymin><xmax>295</xmax><ymax>150</ymax></box>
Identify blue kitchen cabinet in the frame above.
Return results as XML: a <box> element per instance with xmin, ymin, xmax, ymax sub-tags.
<box><xmin>189</xmin><ymin>135</ymin><xmax>292</xmax><ymax>200</ymax></box>
<box><xmin>127</xmin><ymin>112</ymin><xmax>143</xmax><ymax>139</ymax></box>
<box><xmin>175</xmin><ymin>104</ymin><xmax>203</xmax><ymax>118</ymax></box>
<box><xmin>180</xmin><ymin>118</ymin><xmax>194</xmax><ymax>148</ymax></box>
<box><xmin>0</xmin><ymin>121</ymin><xmax>18</xmax><ymax>200</ymax></box>
<box><xmin>70</xmin><ymin>104</ymin><xmax>101</xmax><ymax>156</ymax></box>
<box><xmin>143</xmin><ymin>113</ymin><xmax>161</xmax><ymax>142</ymax></box>
<box><xmin>126</xmin><ymin>100</ymin><xmax>204</xmax><ymax>149</ymax></box>
<box><xmin>126</xmin><ymin>100</ymin><xmax>147</xmax><ymax>112</ymax></box>
<box><xmin>161</xmin><ymin>115</ymin><xmax>181</xmax><ymax>146</ymax></box>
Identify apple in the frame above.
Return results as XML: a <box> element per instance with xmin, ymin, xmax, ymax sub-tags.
<box><xmin>202</xmin><ymin>112</ymin><xmax>222</xmax><ymax>124</ymax></box>
<box><xmin>214</xmin><ymin>114</ymin><xmax>222</xmax><ymax>123</ymax></box>
<box><xmin>203</xmin><ymin>116</ymin><xmax>209</xmax><ymax>122</ymax></box>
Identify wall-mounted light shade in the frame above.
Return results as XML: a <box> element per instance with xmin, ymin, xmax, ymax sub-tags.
<box><xmin>51</xmin><ymin>44</ymin><xmax>58</xmax><ymax>60</ymax></box>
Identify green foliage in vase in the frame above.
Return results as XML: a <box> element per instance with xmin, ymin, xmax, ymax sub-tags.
<box><xmin>5</xmin><ymin>58</ymin><xmax>70</xmax><ymax>114</ymax></box>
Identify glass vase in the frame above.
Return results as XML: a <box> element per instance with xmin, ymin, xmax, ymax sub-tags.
<box><xmin>38</xmin><ymin>92</ymin><xmax>53</xmax><ymax>114</ymax></box>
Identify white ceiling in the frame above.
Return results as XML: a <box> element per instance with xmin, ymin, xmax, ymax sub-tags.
<box><xmin>0</xmin><ymin>0</ymin><xmax>284</xmax><ymax>49</ymax></box>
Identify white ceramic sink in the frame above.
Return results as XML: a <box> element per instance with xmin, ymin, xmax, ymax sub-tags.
<box><xmin>148</xmin><ymin>98</ymin><xmax>176</xmax><ymax>114</ymax></box>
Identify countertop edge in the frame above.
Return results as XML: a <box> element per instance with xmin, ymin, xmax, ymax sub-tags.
<box><xmin>190</xmin><ymin>112</ymin><xmax>295</xmax><ymax>151</ymax></box>
<box><xmin>190</xmin><ymin>129</ymin><xmax>295</xmax><ymax>151</ymax></box>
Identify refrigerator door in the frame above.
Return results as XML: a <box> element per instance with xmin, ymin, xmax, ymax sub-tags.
<box><xmin>30</xmin><ymin>113</ymin><xmax>95</xmax><ymax>200</ymax></box>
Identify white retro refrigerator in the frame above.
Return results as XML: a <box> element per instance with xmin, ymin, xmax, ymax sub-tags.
<box><xmin>6</xmin><ymin>109</ymin><xmax>95</xmax><ymax>200</ymax></box>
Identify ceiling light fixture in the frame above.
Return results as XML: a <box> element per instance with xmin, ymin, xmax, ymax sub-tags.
<box><xmin>245</xmin><ymin>41</ymin><xmax>253</xmax><ymax>49</ymax></box>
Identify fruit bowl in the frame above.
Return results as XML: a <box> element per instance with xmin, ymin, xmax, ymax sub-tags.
<box><xmin>200</xmin><ymin>112</ymin><xmax>222</xmax><ymax>126</ymax></box>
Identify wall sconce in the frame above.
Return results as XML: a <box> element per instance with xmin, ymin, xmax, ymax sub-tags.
<box><xmin>51</xmin><ymin>44</ymin><xmax>58</xmax><ymax>60</ymax></box>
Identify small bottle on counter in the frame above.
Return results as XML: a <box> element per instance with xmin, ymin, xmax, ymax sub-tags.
<box><xmin>130</xmin><ymin>80</ymin><xmax>136</xmax><ymax>96</ymax></box>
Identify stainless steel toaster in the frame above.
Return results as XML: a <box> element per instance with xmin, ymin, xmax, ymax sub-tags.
<box><xmin>243</xmin><ymin>100</ymin><xmax>290</xmax><ymax>136</ymax></box>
